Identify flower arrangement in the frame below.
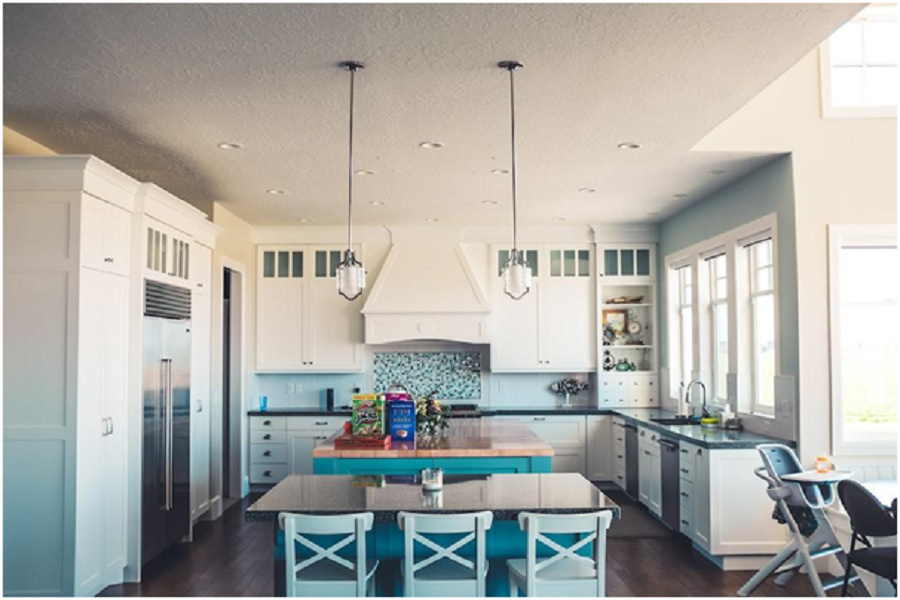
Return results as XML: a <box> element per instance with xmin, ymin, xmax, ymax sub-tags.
<box><xmin>550</xmin><ymin>378</ymin><xmax>589</xmax><ymax>407</ymax></box>
<box><xmin>416</xmin><ymin>391</ymin><xmax>450</xmax><ymax>438</ymax></box>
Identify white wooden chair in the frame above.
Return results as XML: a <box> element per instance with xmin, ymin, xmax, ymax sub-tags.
<box><xmin>397</xmin><ymin>510</ymin><xmax>494</xmax><ymax>597</ymax></box>
<box><xmin>279</xmin><ymin>512</ymin><xmax>378</xmax><ymax>597</ymax></box>
<box><xmin>507</xmin><ymin>511</ymin><xmax>613</xmax><ymax>597</ymax></box>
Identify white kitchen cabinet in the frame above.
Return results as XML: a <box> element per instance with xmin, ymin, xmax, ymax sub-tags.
<box><xmin>3</xmin><ymin>155</ymin><xmax>138</xmax><ymax>597</ymax></box>
<box><xmin>82</xmin><ymin>194</ymin><xmax>132</xmax><ymax>277</ymax></box>
<box><xmin>512</xmin><ymin>415</ymin><xmax>587</xmax><ymax>476</ymax></box>
<box><xmin>490</xmin><ymin>245</ymin><xmax>595</xmax><ymax>372</ymax></box>
<box><xmin>597</xmin><ymin>244</ymin><xmax>655</xmax><ymax>281</ymax></box>
<box><xmin>249</xmin><ymin>416</ymin><xmax>345</xmax><ymax>484</ymax></box>
<box><xmin>190</xmin><ymin>242</ymin><xmax>212</xmax><ymax>296</ymax></box>
<box><xmin>256</xmin><ymin>245</ymin><xmax>363</xmax><ymax>372</ymax></box>
<box><xmin>637</xmin><ymin>427</ymin><xmax>662</xmax><ymax>516</ymax></box>
<box><xmin>586</xmin><ymin>415</ymin><xmax>613</xmax><ymax>481</ymax></box>
<box><xmin>144</xmin><ymin>218</ymin><xmax>192</xmax><ymax>284</ymax></box>
<box><xmin>190</xmin><ymin>291</ymin><xmax>212</xmax><ymax>520</ymax></box>
<box><xmin>678</xmin><ymin>441</ymin><xmax>786</xmax><ymax>565</ymax></box>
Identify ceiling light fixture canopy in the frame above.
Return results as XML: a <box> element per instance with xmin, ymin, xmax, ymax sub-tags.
<box><xmin>335</xmin><ymin>60</ymin><xmax>367</xmax><ymax>301</ymax></box>
<box><xmin>498</xmin><ymin>60</ymin><xmax>532</xmax><ymax>301</ymax></box>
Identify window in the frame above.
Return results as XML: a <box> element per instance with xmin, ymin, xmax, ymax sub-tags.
<box><xmin>830</xmin><ymin>226</ymin><xmax>898</xmax><ymax>455</ymax></box>
<box><xmin>820</xmin><ymin>5</ymin><xmax>898</xmax><ymax>118</ymax></box>
<box><xmin>669</xmin><ymin>264</ymin><xmax>693</xmax><ymax>398</ymax></box>
<box><xmin>747</xmin><ymin>238</ymin><xmax>776</xmax><ymax>414</ymax></box>
<box><xmin>707</xmin><ymin>254</ymin><xmax>729</xmax><ymax>405</ymax></box>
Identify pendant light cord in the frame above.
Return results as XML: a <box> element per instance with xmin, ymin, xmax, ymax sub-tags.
<box><xmin>347</xmin><ymin>65</ymin><xmax>357</xmax><ymax>252</ymax></box>
<box><xmin>505</xmin><ymin>63</ymin><xmax>521</xmax><ymax>254</ymax></box>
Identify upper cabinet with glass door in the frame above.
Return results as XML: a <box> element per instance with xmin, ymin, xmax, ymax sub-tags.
<box><xmin>145</xmin><ymin>218</ymin><xmax>192</xmax><ymax>286</ymax></box>
<box><xmin>597</xmin><ymin>244</ymin><xmax>655</xmax><ymax>281</ymax></box>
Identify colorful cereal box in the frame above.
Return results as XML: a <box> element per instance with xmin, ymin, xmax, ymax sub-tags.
<box><xmin>387</xmin><ymin>400</ymin><xmax>416</xmax><ymax>442</ymax></box>
<box><xmin>351</xmin><ymin>394</ymin><xmax>384</xmax><ymax>438</ymax></box>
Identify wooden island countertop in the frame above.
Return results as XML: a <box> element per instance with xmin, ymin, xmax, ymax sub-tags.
<box><xmin>312</xmin><ymin>417</ymin><xmax>554</xmax><ymax>459</ymax></box>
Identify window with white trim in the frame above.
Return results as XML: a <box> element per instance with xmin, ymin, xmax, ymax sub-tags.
<box><xmin>707</xmin><ymin>254</ymin><xmax>729</xmax><ymax>406</ymax></box>
<box><xmin>830</xmin><ymin>226</ymin><xmax>897</xmax><ymax>455</ymax></box>
<box><xmin>669</xmin><ymin>264</ymin><xmax>693</xmax><ymax>399</ymax></box>
<box><xmin>747</xmin><ymin>238</ymin><xmax>776</xmax><ymax>414</ymax></box>
<box><xmin>820</xmin><ymin>4</ymin><xmax>898</xmax><ymax>118</ymax></box>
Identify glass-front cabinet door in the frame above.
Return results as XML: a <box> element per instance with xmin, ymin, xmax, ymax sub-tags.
<box><xmin>598</xmin><ymin>244</ymin><xmax>655</xmax><ymax>280</ymax></box>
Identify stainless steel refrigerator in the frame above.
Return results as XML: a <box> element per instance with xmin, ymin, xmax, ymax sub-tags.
<box><xmin>142</xmin><ymin>280</ymin><xmax>191</xmax><ymax>566</ymax></box>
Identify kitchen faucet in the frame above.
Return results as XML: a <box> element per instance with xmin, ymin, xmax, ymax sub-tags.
<box><xmin>684</xmin><ymin>379</ymin><xmax>709</xmax><ymax>419</ymax></box>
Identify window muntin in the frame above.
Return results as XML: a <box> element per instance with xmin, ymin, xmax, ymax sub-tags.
<box><xmin>832</xmin><ymin>241</ymin><xmax>898</xmax><ymax>453</ymax></box>
<box><xmin>671</xmin><ymin>265</ymin><xmax>693</xmax><ymax>398</ymax></box>
<box><xmin>821</xmin><ymin>5</ymin><xmax>898</xmax><ymax>117</ymax></box>
<box><xmin>748</xmin><ymin>239</ymin><xmax>776</xmax><ymax>413</ymax></box>
<box><xmin>708</xmin><ymin>254</ymin><xmax>729</xmax><ymax>405</ymax></box>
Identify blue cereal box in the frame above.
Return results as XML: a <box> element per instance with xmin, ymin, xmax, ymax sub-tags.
<box><xmin>387</xmin><ymin>400</ymin><xmax>416</xmax><ymax>442</ymax></box>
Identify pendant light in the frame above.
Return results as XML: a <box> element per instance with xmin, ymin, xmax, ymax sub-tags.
<box><xmin>335</xmin><ymin>61</ymin><xmax>367</xmax><ymax>301</ymax></box>
<box><xmin>499</xmin><ymin>60</ymin><xmax>532</xmax><ymax>300</ymax></box>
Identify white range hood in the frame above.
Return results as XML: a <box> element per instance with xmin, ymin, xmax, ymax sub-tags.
<box><xmin>361</xmin><ymin>242</ymin><xmax>490</xmax><ymax>344</ymax></box>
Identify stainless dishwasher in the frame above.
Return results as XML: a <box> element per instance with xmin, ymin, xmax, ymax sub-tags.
<box><xmin>658</xmin><ymin>437</ymin><xmax>681</xmax><ymax>530</ymax></box>
<box><xmin>624</xmin><ymin>423</ymin><xmax>639</xmax><ymax>500</ymax></box>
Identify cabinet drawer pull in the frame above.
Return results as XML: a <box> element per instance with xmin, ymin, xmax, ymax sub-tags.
<box><xmin>680</xmin><ymin>449</ymin><xmax>689</xmax><ymax>454</ymax></box>
<box><xmin>697</xmin><ymin>449</ymin><xmax>703</xmax><ymax>456</ymax></box>
<box><xmin>680</xmin><ymin>492</ymin><xmax>689</xmax><ymax>498</ymax></box>
<box><xmin>617</xmin><ymin>454</ymin><xmax>623</xmax><ymax>459</ymax></box>
<box><xmin>615</xmin><ymin>437</ymin><xmax>623</xmax><ymax>442</ymax></box>
<box><xmin>644</xmin><ymin>450</ymin><xmax>651</xmax><ymax>456</ymax></box>
<box><xmin>533</xmin><ymin>417</ymin><xmax>546</xmax><ymax>421</ymax></box>
<box><xmin>264</xmin><ymin>470</ymin><xmax>273</xmax><ymax>477</ymax></box>
<box><xmin>315</xmin><ymin>421</ymin><xmax>328</xmax><ymax>426</ymax></box>
<box><xmin>681</xmin><ymin>468</ymin><xmax>689</xmax><ymax>474</ymax></box>
<box><xmin>315</xmin><ymin>436</ymin><xmax>328</xmax><ymax>440</ymax></box>
<box><xmin>197</xmin><ymin>283</ymin><xmax>204</xmax><ymax>288</ymax></box>
<box><xmin>681</xmin><ymin>519</ymin><xmax>689</xmax><ymax>525</ymax></box>
<box><xmin>263</xmin><ymin>450</ymin><xmax>272</xmax><ymax>457</ymax></box>
<box><xmin>263</xmin><ymin>420</ymin><xmax>272</xmax><ymax>426</ymax></box>
<box><xmin>264</xmin><ymin>434</ymin><xmax>272</xmax><ymax>440</ymax></box>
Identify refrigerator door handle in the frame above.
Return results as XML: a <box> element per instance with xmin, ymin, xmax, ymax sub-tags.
<box><xmin>163</xmin><ymin>358</ymin><xmax>174</xmax><ymax>511</ymax></box>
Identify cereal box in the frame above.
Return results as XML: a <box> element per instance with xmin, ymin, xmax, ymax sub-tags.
<box><xmin>387</xmin><ymin>400</ymin><xmax>416</xmax><ymax>442</ymax></box>
<box><xmin>351</xmin><ymin>394</ymin><xmax>384</xmax><ymax>438</ymax></box>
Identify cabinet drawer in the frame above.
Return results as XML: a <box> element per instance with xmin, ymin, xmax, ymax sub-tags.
<box><xmin>613</xmin><ymin>470</ymin><xmax>626</xmax><ymax>489</ymax></box>
<box><xmin>250</xmin><ymin>464</ymin><xmax>288</xmax><ymax>484</ymax></box>
<box><xmin>250</xmin><ymin>443</ymin><xmax>287</xmax><ymax>464</ymax></box>
<box><xmin>287</xmin><ymin>416</ymin><xmax>346</xmax><ymax>432</ymax></box>
<box><xmin>251</xmin><ymin>430</ymin><xmax>287</xmax><ymax>444</ymax></box>
<box><xmin>514</xmin><ymin>416</ymin><xmax>585</xmax><ymax>447</ymax></box>
<box><xmin>614</xmin><ymin>450</ymin><xmax>626</xmax><ymax>471</ymax></box>
<box><xmin>679</xmin><ymin>515</ymin><xmax>692</xmax><ymax>536</ymax></box>
<box><xmin>679</xmin><ymin>461</ymin><xmax>694</xmax><ymax>482</ymax></box>
<box><xmin>251</xmin><ymin>416</ymin><xmax>286</xmax><ymax>431</ymax></box>
<box><xmin>679</xmin><ymin>479</ymin><xmax>694</xmax><ymax>504</ymax></box>
<box><xmin>679</xmin><ymin>445</ymin><xmax>695</xmax><ymax>466</ymax></box>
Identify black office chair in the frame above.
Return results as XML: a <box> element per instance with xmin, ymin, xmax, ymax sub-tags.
<box><xmin>837</xmin><ymin>480</ymin><xmax>897</xmax><ymax>596</ymax></box>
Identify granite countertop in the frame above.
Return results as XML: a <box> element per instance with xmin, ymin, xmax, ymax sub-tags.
<box><xmin>245</xmin><ymin>473</ymin><xmax>620</xmax><ymax>522</ymax></box>
<box><xmin>313</xmin><ymin>418</ymin><xmax>554</xmax><ymax>458</ymax></box>
<box><xmin>249</xmin><ymin>406</ymin><xmax>794</xmax><ymax>450</ymax></box>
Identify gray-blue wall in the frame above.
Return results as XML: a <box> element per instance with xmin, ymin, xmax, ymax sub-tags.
<box><xmin>657</xmin><ymin>155</ymin><xmax>800</xmax><ymax>392</ymax></box>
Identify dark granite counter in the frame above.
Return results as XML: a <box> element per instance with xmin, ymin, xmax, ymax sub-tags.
<box><xmin>248</xmin><ymin>406</ymin><xmax>794</xmax><ymax>450</ymax></box>
<box><xmin>245</xmin><ymin>473</ymin><xmax>620</xmax><ymax>522</ymax></box>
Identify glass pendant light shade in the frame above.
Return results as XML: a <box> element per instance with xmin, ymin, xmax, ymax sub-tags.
<box><xmin>502</xmin><ymin>249</ymin><xmax>533</xmax><ymax>300</ymax></box>
<box><xmin>336</xmin><ymin>249</ymin><xmax>366</xmax><ymax>301</ymax></box>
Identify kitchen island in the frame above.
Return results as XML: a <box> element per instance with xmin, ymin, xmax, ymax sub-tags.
<box><xmin>247</xmin><ymin>473</ymin><xmax>619</xmax><ymax>596</ymax></box>
<box><xmin>313</xmin><ymin>417</ymin><xmax>554</xmax><ymax>475</ymax></box>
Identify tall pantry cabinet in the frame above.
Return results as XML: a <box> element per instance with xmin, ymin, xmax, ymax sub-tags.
<box><xmin>3</xmin><ymin>156</ymin><xmax>140</xmax><ymax>597</ymax></box>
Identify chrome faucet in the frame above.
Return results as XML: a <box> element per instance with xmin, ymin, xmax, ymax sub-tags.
<box><xmin>684</xmin><ymin>380</ymin><xmax>708</xmax><ymax>418</ymax></box>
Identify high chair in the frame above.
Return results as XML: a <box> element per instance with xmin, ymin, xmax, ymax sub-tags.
<box><xmin>738</xmin><ymin>444</ymin><xmax>859</xmax><ymax>597</ymax></box>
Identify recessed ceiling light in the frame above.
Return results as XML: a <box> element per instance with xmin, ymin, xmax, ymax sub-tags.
<box><xmin>552</xmin><ymin>217</ymin><xmax>567</xmax><ymax>222</ymax></box>
<box><xmin>709</xmin><ymin>169</ymin><xmax>726</xmax><ymax>176</ymax></box>
<box><xmin>266</xmin><ymin>189</ymin><xmax>285</xmax><ymax>195</ymax></box>
<box><xmin>578</xmin><ymin>188</ymin><xmax>596</xmax><ymax>194</ymax></box>
<box><xmin>425</xmin><ymin>218</ymin><xmax>440</xmax><ymax>223</ymax></box>
<box><xmin>482</xmin><ymin>200</ymin><xmax>499</xmax><ymax>205</ymax></box>
<box><xmin>217</xmin><ymin>142</ymin><xmax>243</xmax><ymax>150</ymax></box>
<box><xmin>419</xmin><ymin>142</ymin><xmax>444</xmax><ymax>149</ymax></box>
<box><xmin>491</xmin><ymin>169</ymin><xmax>510</xmax><ymax>175</ymax></box>
<box><xmin>298</xmin><ymin>218</ymin><xmax>315</xmax><ymax>224</ymax></box>
<box><xmin>673</xmin><ymin>193</ymin><xmax>688</xmax><ymax>199</ymax></box>
<box><xmin>617</xmin><ymin>142</ymin><xmax>642</xmax><ymax>150</ymax></box>
<box><xmin>355</xmin><ymin>169</ymin><xmax>376</xmax><ymax>176</ymax></box>
<box><xmin>369</xmin><ymin>201</ymin><xmax>386</xmax><ymax>206</ymax></box>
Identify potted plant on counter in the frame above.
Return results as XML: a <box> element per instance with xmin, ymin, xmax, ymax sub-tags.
<box><xmin>416</xmin><ymin>391</ymin><xmax>450</xmax><ymax>445</ymax></box>
<box><xmin>550</xmin><ymin>378</ymin><xmax>589</xmax><ymax>408</ymax></box>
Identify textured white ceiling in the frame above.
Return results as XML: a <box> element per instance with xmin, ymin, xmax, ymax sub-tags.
<box><xmin>4</xmin><ymin>3</ymin><xmax>860</xmax><ymax>225</ymax></box>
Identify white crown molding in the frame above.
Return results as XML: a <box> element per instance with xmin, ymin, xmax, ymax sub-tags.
<box><xmin>590</xmin><ymin>222</ymin><xmax>659</xmax><ymax>243</ymax></box>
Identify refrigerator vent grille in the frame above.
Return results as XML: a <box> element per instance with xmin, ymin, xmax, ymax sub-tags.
<box><xmin>144</xmin><ymin>280</ymin><xmax>191</xmax><ymax>319</ymax></box>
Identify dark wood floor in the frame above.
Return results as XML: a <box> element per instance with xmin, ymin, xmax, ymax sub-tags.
<box><xmin>101</xmin><ymin>493</ymin><xmax>831</xmax><ymax>597</ymax></box>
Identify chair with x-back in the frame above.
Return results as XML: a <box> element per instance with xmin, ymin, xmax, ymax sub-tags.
<box><xmin>279</xmin><ymin>512</ymin><xmax>378</xmax><ymax>597</ymax></box>
<box><xmin>507</xmin><ymin>511</ymin><xmax>614</xmax><ymax>597</ymax></box>
<box><xmin>397</xmin><ymin>510</ymin><xmax>494</xmax><ymax>597</ymax></box>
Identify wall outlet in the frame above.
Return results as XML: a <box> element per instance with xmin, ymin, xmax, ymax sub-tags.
<box><xmin>498</xmin><ymin>381</ymin><xmax>507</xmax><ymax>393</ymax></box>
<box><xmin>285</xmin><ymin>382</ymin><xmax>293</xmax><ymax>394</ymax></box>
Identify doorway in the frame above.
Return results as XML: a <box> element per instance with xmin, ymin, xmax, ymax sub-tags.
<box><xmin>222</xmin><ymin>267</ymin><xmax>244</xmax><ymax>506</ymax></box>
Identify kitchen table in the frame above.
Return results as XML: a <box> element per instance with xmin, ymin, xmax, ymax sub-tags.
<box><xmin>246</xmin><ymin>473</ymin><xmax>620</xmax><ymax>596</ymax></box>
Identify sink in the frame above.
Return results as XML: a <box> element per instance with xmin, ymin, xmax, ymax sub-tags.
<box><xmin>651</xmin><ymin>417</ymin><xmax>695</xmax><ymax>426</ymax></box>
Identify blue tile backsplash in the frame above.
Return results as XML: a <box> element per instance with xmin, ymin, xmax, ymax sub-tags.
<box><xmin>374</xmin><ymin>351</ymin><xmax>482</xmax><ymax>400</ymax></box>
